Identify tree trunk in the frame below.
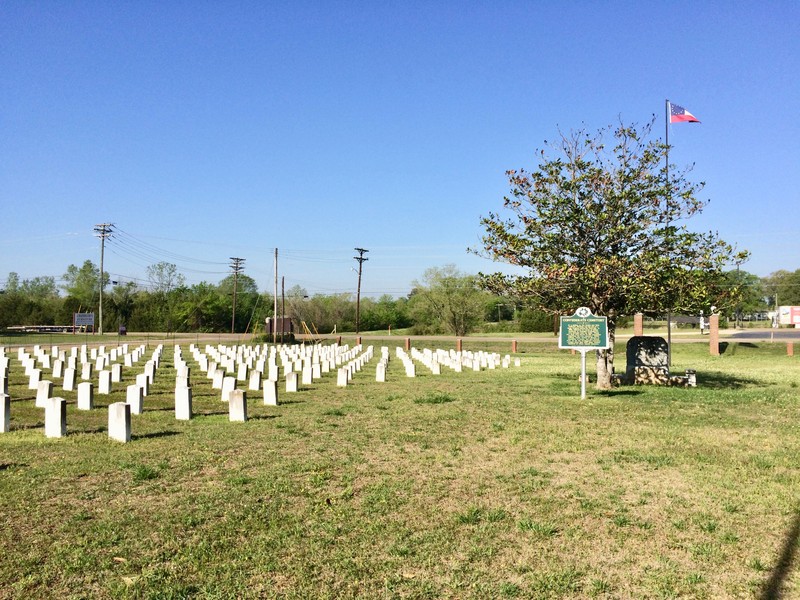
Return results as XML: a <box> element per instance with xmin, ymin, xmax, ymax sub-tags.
<box><xmin>595</xmin><ymin>321</ymin><xmax>616</xmax><ymax>390</ymax></box>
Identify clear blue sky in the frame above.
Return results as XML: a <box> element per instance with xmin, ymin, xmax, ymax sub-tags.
<box><xmin>2</xmin><ymin>1</ymin><xmax>798</xmax><ymax>297</ymax></box>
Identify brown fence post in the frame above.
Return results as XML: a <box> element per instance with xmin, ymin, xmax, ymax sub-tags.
<box><xmin>634</xmin><ymin>313</ymin><xmax>644</xmax><ymax>337</ymax></box>
<box><xmin>404</xmin><ymin>337</ymin><xmax>411</xmax><ymax>352</ymax></box>
<box><xmin>456</xmin><ymin>338</ymin><xmax>462</xmax><ymax>352</ymax></box>
<box><xmin>709</xmin><ymin>314</ymin><xmax>720</xmax><ymax>356</ymax></box>
<box><xmin>788</xmin><ymin>342</ymin><xmax>794</xmax><ymax>357</ymax></box>
<box><xmin>512</xmin><ymin>339</ymin><xmax>518</xmax><ymax>353</ymax></box>
<box><xmin>356</xmin><ymin>336</ymin><xmax>362</xmax><ymax>346</ymax></box>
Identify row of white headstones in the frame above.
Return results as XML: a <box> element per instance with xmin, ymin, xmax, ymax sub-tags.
<box><xmin>0</xmin><ymin>342</ymin><xmax>521</xmax><ymax>442</ymax></box>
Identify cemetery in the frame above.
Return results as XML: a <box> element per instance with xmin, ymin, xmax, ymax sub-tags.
<box><xmin>0</xmin><ymin>335</ymin><xmax>798</xmax><ymax>598</ymax></box>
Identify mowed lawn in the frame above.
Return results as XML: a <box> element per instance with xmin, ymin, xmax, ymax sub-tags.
<box><xmin>0</xmin><ymin>339</ymin><xmax>798</xmax><ymax>599</ymax></box>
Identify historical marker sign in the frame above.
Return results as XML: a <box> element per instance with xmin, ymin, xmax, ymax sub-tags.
<box><xmin>559</xmin><ymin>307</ymin><xmax>609</xmax><ymax>350</ymax></box>
<box><xmin>558</xmin><ymin>307</ymin><xmax>609</xmax><ymax>399</ymax></box>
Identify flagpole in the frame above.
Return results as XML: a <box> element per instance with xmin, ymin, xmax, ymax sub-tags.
<box><xmin>665</xmin><ymin>99</ymin><xmax>673</xmax><ymax>367</ymax></box>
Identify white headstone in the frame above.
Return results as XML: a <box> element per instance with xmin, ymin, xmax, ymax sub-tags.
<box><xmin>248</xmin><ymin>370</ymin><xmax>262</xmax><ymax>391</ymax></box>
<box><xmin>81</xmin><ymin>363</ymin><xmax>93</xmax><ymax>381</ymax></box>
<box><xmin>77</xmin><ymin>381</ymin><xmax>94</xmax><ymax>410</ymax></box>
<box><xmin>285</xmin><ymin>372</ymin><xmax>298</xmax><ymax>393</ymax></box>
<box><xmin>135</xmin><ymin>373</ymin><xmax>150</xmax><ymax>396</ymax></box>
<box><xmin>45</xmin><ymin>397</ymin><xmax>67</xmax><ymax>438</ymax></box>
<box><xmin>175</xmin><ymin>386</ymin><xmax>192</xmax><ymax>420</ymax></box>
<box><xmin>0</xmin><ymin>393</ymin><xmax>9</xmax><ymax>433</ymax></box>
<box><xmin>28</xmin><ymin>368</ymin><xmax>42</xmax><ymax>390</ymax></box>
<box><xmin>36</xmin><ymin>380</ymin><xmax>54</xmax><ymax>408</ymax></box>
<box><xmin>108</xmin><ymin>402</ymin><xmax>131</xmax><ymax>443</ymax></box>
<box><xmin>229</xmin><ymin>389</ymin><xmax>247</xmax><ymax>422</ymax></box>
<box><xmin>263</xmin><ymin>380</ymin><xmax>278</xmax><ymax>406</ymax></box>
<box><xmin>127</xmin><ymin>384</ymin><xmax>143</xmax><ymax>415</ymax></box>
<box><xmin>62</xmin><ymin>368</ymin><xmax>76</xmax><ymax>391</ymax></box>
<box><xmin>221</xmin><ymin>376</ymin><xmax>236</xmax><ymax>402</ymax></box>
<box><xmin>98</xmin><ymin>370</ymin><xmax>112</xmax><ymax>394</ymax></box>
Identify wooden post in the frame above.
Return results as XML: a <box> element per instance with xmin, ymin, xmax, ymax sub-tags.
<box><xmin>709</xmin><ymin>314</ymin><xmax>720</xmax><ymax>356</ymax></box>
<box><xmin>456</xmin><ymin>338</ymin><xmax>462</xmax><ymax>352</ymax></box>
<box><xmin>404</xmin><ymin>337</ymin><xmax>411</xmax><ymax>352</ymax></box>
<box><xmin>512</xmin><ymin>339</ymin><xmax>518</xmax><ymax>353</ymax></box>
<box><xmin>788</xmin><ymin>342</ymin><xmax>794</xmax><ymax>357</ymax></box>
<box><xmin>634</xmin><ymin>313</ymin><xmax>643</xmax><ymax>337</ymax></box>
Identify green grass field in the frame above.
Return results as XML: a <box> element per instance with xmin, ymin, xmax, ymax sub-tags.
<box><xmin>0</xmin><ymin>340</ymin><xmax>798</xmax><ymax>599</ymax></box>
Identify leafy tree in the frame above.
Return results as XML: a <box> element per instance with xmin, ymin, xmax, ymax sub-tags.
<box><xmin>218</xmin><ymin>274</ymin><xmax>260</xmax><ymax>333</ymax></box>
<box><xmin>475</xmin><ymin>119</ymin><xmax>742</xmax><ymax>388</ymax></box>
<box><xmin>108</xmin><ymin>282</ymin><xmax>139</xmax><ymax>329</ymax></box>
<box><xmin>409</xmin><ymin>265</ymin><xmax>487</xmax><ymax>336</ymax></box>
<box><xmin>763</xmin><ymin>269</ymin><xmax>800</xmax><ymax>308</ymax></box>
<box><xmin>19</xmin><ymin>276</ymin><xmax>59</xmax><ymax>299</ymax></box>
<box><xmin>172</xmin><ymin>282</ymin><xmax>229</xmax><ymax>332</ymax></box>
<box><xmin>4</xmin><ymin>272</ymin><xmax>20</xmax><ymax>294</ymax></box>
<box><xmin>723</xmin><ymin>269</ymin><xmax>766</xmax><ymax>323</ymax></box>
<box><xmin>360</xmin><ymin>294</ymin><xmax>412</xmax><ymax>331</ymax></box>
<box><xmin>145</xmin><ymin>262</ymin><xmax>187</xmax><ymax>332</ymax></box>
<box><xmin>147</xmin><ymin>262</ymin><xmax>185</xmax><ymax>293</ymax></box>
<box><xmin>62</xmin><ymin>260</ymin><xmax>108</xmax><ymax>309</ymax></box>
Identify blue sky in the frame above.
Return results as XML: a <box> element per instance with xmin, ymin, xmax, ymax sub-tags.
<box><xmin>2</xmin><ymin>1</ymin><xmax>798</xmax><ymax>297</ymax></box>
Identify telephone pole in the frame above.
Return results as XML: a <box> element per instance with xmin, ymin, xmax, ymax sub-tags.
<box><xmin>229</xmin><ymin>257</ymin><xmax>245</xmax><ymax>334</ymax></box>
<box><xmin>94</xmin><ymin>223</ymin><xmax>113</xmax><ymax>334</ymax></box>
<box><xmin>354</xmin><ymin>248</ymin><xmax>369</xmax><ymax>334</ymax></box>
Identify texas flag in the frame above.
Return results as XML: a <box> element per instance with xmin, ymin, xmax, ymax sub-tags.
<box><xmin>669</xmin><ymin>102</ymin><xmax>700</xmax><ymax>123</ymax></box>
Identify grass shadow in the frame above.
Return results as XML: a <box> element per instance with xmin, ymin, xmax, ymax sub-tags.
<box><xmin>246</xmin><ymin>414</ymin><xmax>278</xmax><ymax>421</ymax></box>
<box><xmin>10</xmin><ymin>422</ymin><xmax>45</xmax><ymax>431</ymax></box>
<box><xmin>698</xmin><ymin>371</ymin><xmax>761</xmax><ymax>390</ymax></box>
<box><xmin>131</xmin><ymin>430</ymin><xmax>180</xmax><ymax>440</ymax></box>
<box><xmin>0</xmin><ymin>463</ymin><xmax>28</xmax><ymax>470</ymax></box>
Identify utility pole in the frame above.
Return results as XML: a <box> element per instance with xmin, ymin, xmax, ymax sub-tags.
<box><xmin>229</xmin><ymin>257</ymin><xmax>245</xmax><ymax>334</ymax></box>
<box><xmin>273</xmin><ymin>248</ymin><xmax>278</xmax><ymax>344</ymax></box>
<box><xmin>354</xmin><ymin>248</ymin><xmax>369</xmax><ymax>334</ymax></box>
<box><xmin>94</xmin><ymin>223</ymin><xmax>113</xmax><ymax>335</ymax></box>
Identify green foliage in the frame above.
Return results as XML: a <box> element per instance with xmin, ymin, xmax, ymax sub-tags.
<box><xmin>62</xmin><ymin>260</ymin><xmax>108</xmax><ymax>308</ymax></box>
<box><xmin>763</xmin><ymin>269</ymin><xmax>800</xmax><ymax>307</ymax></box>
<box><xmin>475</xmin><ymin>119</ymin><xmax>742</xmax><ymax>387</ymax></box>
<box><xmin>408</xmin><ymin>265</ymin><xmax>487</xmax><ymax>336</ymax></box>
<box><xmin>518</xmin><ymin>308</ymin><xmax>555</xmax><ymax>332</ymax></box>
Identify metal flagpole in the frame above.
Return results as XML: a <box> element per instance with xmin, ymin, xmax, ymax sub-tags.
<box><xmin>665</xmin><ymin>99</ymin><xmax>673</xmax><ymax>367</ymax></box>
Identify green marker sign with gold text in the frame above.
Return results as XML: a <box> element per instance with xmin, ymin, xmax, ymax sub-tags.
<box><xmin>559</xmin><ymin>307</ymin><xmax>609</xmax><ymax>350</ymax></box>
<box><xmin>558</xmin><ymin>307</ymin><xmax>609</xmax><ymax>399</ymax></box>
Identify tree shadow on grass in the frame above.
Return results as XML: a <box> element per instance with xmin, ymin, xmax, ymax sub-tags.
<box><xmin>698</xmin><ymin>371</ymin><xmax>761</xmax><ymax>390</ymax></box>
<box><xmin>760</xmin><ymin>509</ymin><xmax>800</xmax><ymax>599</ymax></box>
<box><xmin>596</xmin><ymin>389</ymin><xmax>645</xmax><ymax>397</ymax></box>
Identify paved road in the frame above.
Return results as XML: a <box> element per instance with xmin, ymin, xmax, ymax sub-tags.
<box><xmin>727</xmin><ymin>329</ymin><xmax>800</xmax><ymax>341</ymax></box>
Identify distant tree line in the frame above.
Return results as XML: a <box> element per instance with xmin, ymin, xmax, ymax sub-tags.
<box><xmin>1</xmin><ymin>261</ymin><xmax>796</xmax><ymax>335</ymax></box>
